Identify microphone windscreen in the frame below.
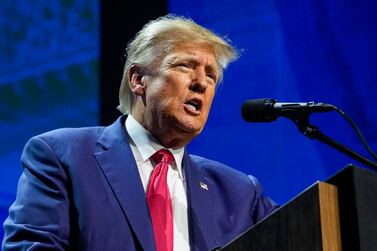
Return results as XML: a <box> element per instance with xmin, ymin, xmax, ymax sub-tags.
<box><xmin>241</xmin><ymin>98</ymin><xmax>276</xmax><ymax>122</ymax></box>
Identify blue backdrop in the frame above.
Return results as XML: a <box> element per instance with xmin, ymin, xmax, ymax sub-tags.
<box><xmin>1</xmin><ymin>0</ymin><xmax>377</xmax><ymax>243</ymax></box>
<box><xmin>170</xmin><ymin>0</ymin><xmax>377</xmax><ymax>204</ymax></box>
<box><xmin>0</xmin><ymin>0</ymin><xmax>99</xmax><ymax>240</ymax></box>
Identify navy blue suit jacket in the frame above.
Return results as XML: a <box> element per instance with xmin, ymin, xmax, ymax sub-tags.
<box><xmin>3</xmin><ymin>116</ymin><xmax>277</xmax><ymax>250</ymax></box>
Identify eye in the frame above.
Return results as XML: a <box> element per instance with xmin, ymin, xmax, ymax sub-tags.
<box><xmin>176</xmin><ymin>62</ymin><xmax>191</xmax><ymax>70</ymax></box>
<box><xmin>206</xmin><ymin>72</ymin><xmax>217</xmax><ymax>83</ymax></box>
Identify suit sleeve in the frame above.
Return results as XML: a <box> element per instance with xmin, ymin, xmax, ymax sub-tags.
<box><xmin>2</xmin><ymin>136</ymin><xmax>71</xmax><ymax>250</ymax></box>
<box><xmin>248</xmin><ymin>175</ymin><xmax>279</xmax><ymax>224</ymax></box>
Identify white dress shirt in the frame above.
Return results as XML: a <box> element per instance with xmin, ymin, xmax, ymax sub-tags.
<box><xmin>125</xmin><ymin>115</ymin><xmax>190</xmax><ymax>251</ymax></box>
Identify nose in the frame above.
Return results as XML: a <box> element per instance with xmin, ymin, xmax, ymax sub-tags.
<box><xmin>189</xmin><ymin>68</ymin><xmax>208</xmax><ymax>94</ymax></box>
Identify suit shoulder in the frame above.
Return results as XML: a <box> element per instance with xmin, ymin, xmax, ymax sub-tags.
<box><xmin>24</xmin><ymin>126</ymin><xmax>105</xmax><ymax>158</ymax></box>
<box><xmin>189</xmin><ymin>154</ymin><xmax>253</xmax><ymax>185</ymax></box>
<box><xmin>32</xmin><ymin>126</ymin><xmax>104</xmax><ymax>144</ymax></box>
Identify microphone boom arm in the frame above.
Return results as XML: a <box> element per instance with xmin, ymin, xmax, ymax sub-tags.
<box><xmin>291</xmin><ymin>116</ymin><xmax>377</xmax><ymax>171</ymax></box>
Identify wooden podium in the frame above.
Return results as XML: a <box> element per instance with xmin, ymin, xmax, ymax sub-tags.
<box><xmin>220</xmin><ymin>165</ymin><xmax>377</xmax><ymax>251</ymax></box>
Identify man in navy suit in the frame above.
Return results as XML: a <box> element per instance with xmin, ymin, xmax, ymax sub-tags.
<box><xmin>2</xmin><ymin>15</ymin><xmax>277</xmax><ymax>250</ymax></box>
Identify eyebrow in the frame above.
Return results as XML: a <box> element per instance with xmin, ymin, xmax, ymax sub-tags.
<box><xmin>170</xmin><ymin>54</ymin><xmax>220</xmax><ymax>76</ymax></box>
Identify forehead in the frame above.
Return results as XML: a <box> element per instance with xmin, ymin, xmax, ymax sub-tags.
<box><xmin>167</xmin><ymin>43</ymin><xmax>219</xmax><ymax>69</ymax></box>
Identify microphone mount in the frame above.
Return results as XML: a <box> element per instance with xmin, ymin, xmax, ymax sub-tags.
<box><xmin>290</xmin><ymin>112</ymin><xmax>377</xmax><ymax>171</ymax></box>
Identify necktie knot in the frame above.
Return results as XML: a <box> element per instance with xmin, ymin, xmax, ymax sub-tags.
<box><xmin>152</xmin><ymin>149</ymin><xmax>174</xmax><ymax>165</ymax></box>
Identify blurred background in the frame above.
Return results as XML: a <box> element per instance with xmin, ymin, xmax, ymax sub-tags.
<box><xmin>1</xmin><ymin>0</ymin><xmax>376</xmax><ymax>241</ymax></box>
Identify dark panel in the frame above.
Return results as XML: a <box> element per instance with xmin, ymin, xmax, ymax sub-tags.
<box><xmin>327</xmin><ymin>165</ymin><xmax>377</xmax><ymax>251</ymax></box>
<box><xmin>221</xmin><ymin>165</ymin><xmax>377</xmax><ymax>251</ymax></box>
<box><xmin>221</xmin><ymin>183</ymin><xmax>324</xmax><ymax>251</ymax></box>
<box><xmin>100</xmin><ymin>0</ymin><xmax>168</xmax><ymax>125</ymax></box>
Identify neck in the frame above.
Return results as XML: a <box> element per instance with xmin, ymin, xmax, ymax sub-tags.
<box><xmin>130</xmin><ymin>111</ymin><xmax>192</xmax><ymax>150</ymax></box>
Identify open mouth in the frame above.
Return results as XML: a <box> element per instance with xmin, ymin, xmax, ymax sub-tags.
<box><xmin>185</xmin><ymin>98</ymin><xmax>202</xmax><ymax>113</ymax></box>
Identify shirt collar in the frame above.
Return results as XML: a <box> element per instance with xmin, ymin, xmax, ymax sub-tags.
<box><xmin>125</xmin><ymin>115</ymin><xmax>185</xmax><ymax>179</ymax></box>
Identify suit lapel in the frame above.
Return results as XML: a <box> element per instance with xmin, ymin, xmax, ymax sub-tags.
<box><xmin>184</xmin><ymin>152</ymin><xmax>218</xmax><ymax>251</ymax></box>
<box><xmin>94</xmin><ymin>116</ymin><xmax>156</xmax><ymax>251</ymax></box>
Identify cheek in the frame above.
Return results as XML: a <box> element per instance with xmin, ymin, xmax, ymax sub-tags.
<box><xmin>148</xmin><ymin>87</ymin><xmax>178</xmax><ymax>114</ymax></box>
<box><xmin>204</xmin><ymin>91</ymin><xmax>215</xmax><ymax>111</ymax></box>
<box><xmin>166</xmin><ymin>70</ymin><xmax>192</xmax><ymax>88</ymax></box>
<box><xmin>146</xmin><ymin>79</ymin><xmax>171</xmax><ymax>103</ymax></box>
<box><xmin>157</xmin><ymin>74</ymin><xmax>184</xmax><ymax>97</ymax></box>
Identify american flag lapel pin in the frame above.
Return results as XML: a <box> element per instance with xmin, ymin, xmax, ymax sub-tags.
<box><xmin>200</xmin><ymin>181</ymin><xmax>208</xmax><ymax>191</ymax></box>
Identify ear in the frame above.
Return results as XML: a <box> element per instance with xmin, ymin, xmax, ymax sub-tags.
<box><xmin>128</xmin><ymin>64</ymin><xmax>145</xmax><ymax>96</ymax></box>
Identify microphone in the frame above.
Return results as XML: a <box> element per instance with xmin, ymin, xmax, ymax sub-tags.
<box><xmin>241</xmin><ymin>98</ymin><xmax>335</xmax><ymax>122</ymax></box>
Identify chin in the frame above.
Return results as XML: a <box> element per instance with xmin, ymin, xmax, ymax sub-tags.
<box><xmin>164</xmin><ymin>120</ymin><xmax>204</xmax><ymax>148</ymax></box>
<box><xmin>179</xmin><ymin>122</ymin><xmax>204</xmax><ymax>137</ymax></box>
<box><xmin>164</xmin><ymin>111</ymin><xmax>206</xmax><ymax>135</ymax></box>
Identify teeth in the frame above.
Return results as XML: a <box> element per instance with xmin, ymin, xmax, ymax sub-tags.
<box><xmin>186</xmin><ymin>100</ymin><xmax>200</xmax><ymax>112</ymax></box>
<box><xmin>187</xmin><ymin>103</ymin><xmax>197</xmax><ymax>111</ymax></box>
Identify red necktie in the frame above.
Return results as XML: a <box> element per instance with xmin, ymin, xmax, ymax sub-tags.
<box><xmin>147</xmin><ymin>149</ymin><xmax>174</xmax><ymax>251</ymax></box>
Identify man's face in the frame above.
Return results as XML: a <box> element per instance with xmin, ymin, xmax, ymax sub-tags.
<box><xmin>132</xmin><ymin>43</ymin><xmax>220</xmax><ymax>148</ymax></box>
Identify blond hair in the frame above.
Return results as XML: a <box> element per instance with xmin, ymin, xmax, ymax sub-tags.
<box><xmin>117</xmin><ymin>14</ymin><xmax>238</xmax><ymax>114</ymax></box>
